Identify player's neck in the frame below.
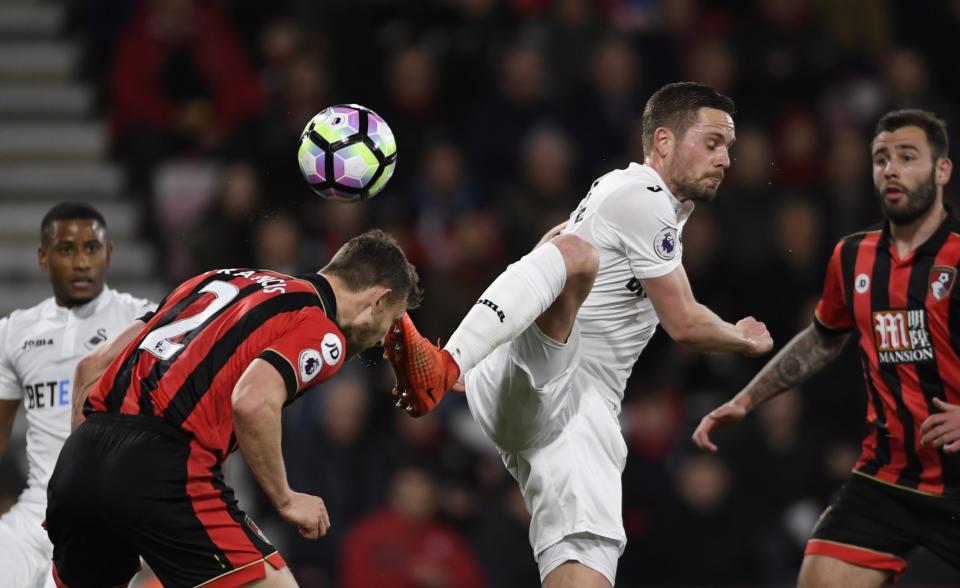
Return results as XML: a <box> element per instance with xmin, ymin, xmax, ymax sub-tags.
<box><xmin>644</xmin><ymin>159</ymin><xmax>677</xmax><ymax>195</ymax></box>
<box><xmin>888</xmin><ymin>200</ymin><xmax>947</xmax><ymax>258</ymax></box>
<box><xmin>54</xmin><ymin>288</ymin><xmax>103</xmax><ymax>309</ymax></box>
<box><xmin>318</xmin><ymin>272</ymin><xmax>367</xmax><ymax>328</ymax></box>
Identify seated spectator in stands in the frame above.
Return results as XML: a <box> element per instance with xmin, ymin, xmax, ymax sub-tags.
<box><xmin>109</xmin><ymin>0</ymin><xmax>264</xmax><ymax>203</ymax></box>
<box><xmin>340</xmin><ymin>466</ymin><xmax>484</xmax><ymax>588</ymax></box>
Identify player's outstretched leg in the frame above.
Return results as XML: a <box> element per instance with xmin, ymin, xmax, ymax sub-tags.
<box><xmin>384</xmin><ymin>234</ymin><xmax>596</xmax><ymax>416</ymax></box>
<box><xmin>445</xmin><ymin>233</ymin><xmax>596</xmax><ymax>371</ymax></box>
<box><xmin>532</xmin><ymin>234</ymin><xmax>598</xmax><ymax>345</ymax></box>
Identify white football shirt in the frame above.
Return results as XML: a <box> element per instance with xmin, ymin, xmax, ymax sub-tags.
<box><xmin>0</xmin><ymin>287</ymin><xmax>155</xmax><ymax>510</ymax></box>
<box><xmin>564</xmin><ymin>163</ymin><xmax>693</xmax><ymax>409</ymax></box>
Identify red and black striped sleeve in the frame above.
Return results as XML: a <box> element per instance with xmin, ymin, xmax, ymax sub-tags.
<box><xmin>257</xmin><ymin>308</ymin><xmax>346</xmax><ymax>402</ymax></box>
<box><xmin>815</xmin><ymin>239</ymin><xmax>855</xmax><ymax>333</ymax></box>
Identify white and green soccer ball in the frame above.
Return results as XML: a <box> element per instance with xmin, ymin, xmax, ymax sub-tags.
<box><xmin>297</xmin><ymin>104</ymin><xmax>397</xmax><ymax>202</ymax></box>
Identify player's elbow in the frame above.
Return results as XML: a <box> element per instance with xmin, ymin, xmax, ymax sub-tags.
<box><xmin>231</xmin><ymin>385</ymin><xmax>263</xmax><ymax>419</ymax></box>
<box><xmin>659</xmin><ymin>313</ymin><xmax>698</xmax><ymax>345</ymax></box>
<box><xmin>666</xmin><ymin>323</ymin><xmax>698</xmax><ymax>346</ymax></box>
<box><xmin>232</xmin><ymin>383</ymin><xmax>280</xmax><ymax>422</ymax></box>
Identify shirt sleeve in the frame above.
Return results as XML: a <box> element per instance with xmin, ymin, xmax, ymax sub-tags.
<box><xmin>137</xmin><ymin>295</ymin><xmax>162</xmax><ymax>323</ymax></box>
<box><xmin>814</xmin><ymin>240</ymin><xmax>854</xmax><ymax>332</ymax></box>
<box><xmin>598</xmin><ymin>183</ymin><xmax>683</xmax><ymax>279</ymax></box>
<box><xmin>0</xmin><ymin>317</ymin><xmax>22</xmax><ymax>400</ymax></box>
<box><xmin>256</xmin><ymin>309</ymin><xmax>346</xmax><ymax>402</ymax></box>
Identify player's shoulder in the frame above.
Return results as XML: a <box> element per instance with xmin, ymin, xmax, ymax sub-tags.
<box><xmin>103</xmin><ymin>287</ymin><xmax>152</xmax><ymax>306</ymax></box>
<box><xmin>594</xmin><ymin>164</ymin><xmax>672</xmax><ymax>208</ymax></box>
<box><xmin>0</xmin><ymin>297</ymin><xmax>56</xmax><ymax>348</ymax></box>
<box><xmin>3</xmin><ymin>297</ymin><xmax>55</xmax><ymax>328</ymax></box>
<box><xmin>599</xmin><ymin>163</ymin><xmax>666</xmax><ymax>191</ymax></box>
<box><xmin>101</xmin><ymin>287</ymin><xmax>155</xmax><ymax>315</ymax></box>
<box><xmin>834</xmin><ymin>223</ymin><xmax>884</xmax><ymax>248</ymax></box>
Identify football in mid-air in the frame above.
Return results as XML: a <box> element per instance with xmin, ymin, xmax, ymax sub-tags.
<box><xmin>297</xmin><ymin>104</ymin><xmax>397</xmax><ymax>202</ymax></box>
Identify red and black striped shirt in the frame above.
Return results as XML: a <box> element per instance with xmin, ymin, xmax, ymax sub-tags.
<box><xmin>85</xmin><ymin>269</ymin><xmax>346</xmax><ymax>459</ymax></box>
<box><xmin>815</xmin><ymin>212</ymin><xmax>960</xmax><ymax>496</ymax></box>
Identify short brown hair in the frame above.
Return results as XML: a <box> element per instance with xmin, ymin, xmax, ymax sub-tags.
<box><xmin>874</xmin><ymin>109</ymin><xmax>949</xmax><ymax>160</ymax></box>
<box><xmin>322</xmin><ymin>229</ymin><xmax>422</xmax><ymax>309</ymax></box>
<box><xmin>641</xmin><ymin>82</ymin><xmax>736</xmax><ymax>156</ymax></box>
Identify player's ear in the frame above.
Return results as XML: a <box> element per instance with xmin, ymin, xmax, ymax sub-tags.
<box><xmin>654</xmin><ymin>126</ymin><xmax>674</xmax><ymax>159</ymax></box>
<box><xmin>371</xmin><ymin>286</ymin><xmax>394</xmax><ymax>311</ymax></box>
<box><xmin>936</xmin><ymin>156</ymin><xmax>952</xmax><ymax>186</ymax></box>
<box><xmin>37</xmin><ymin>245</ymin><xmax>48</xmax><ymax>272</ymax></box>
<box><xmin>105</xmin><ymin>241</ymin><xmax>113</xmax><ymax>266</ymax></box>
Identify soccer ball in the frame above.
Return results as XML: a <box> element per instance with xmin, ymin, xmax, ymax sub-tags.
<box><xmin>298</xmin><ymin>104</ymin><xmax>397</xmax><ymax>202</ymax></box>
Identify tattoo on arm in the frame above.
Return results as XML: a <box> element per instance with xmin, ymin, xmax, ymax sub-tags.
<box><xmin>744</xmin><ymin>325</ymin><xmax>850</xmax><ymax>408</ymax></box>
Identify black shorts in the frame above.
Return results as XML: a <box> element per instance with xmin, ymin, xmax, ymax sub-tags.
<box><xmin>46</xmin><ymin>413</ymin><xmax>283</xmax><ymax>588</ymax></box>
<box><xmin>806</xmin><ymin>471</ymin><xmax>960</xmax><ymax>581</ymax></box>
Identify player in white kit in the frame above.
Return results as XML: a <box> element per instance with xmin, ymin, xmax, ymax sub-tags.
<box><xmin>385</xmin><ymin>82</ymin><xmax>774</xmax><ymax>587</ymax></box>
<box><xmin>0</xmin><ymin>203</ymin><xmax>154</xmax><ymax>587</ymax></box>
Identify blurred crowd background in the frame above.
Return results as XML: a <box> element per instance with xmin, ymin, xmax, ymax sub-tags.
<box><xmin>2</xmin><ymin>0</ymin><xmax>960</xmax><ymax>586</ymax></box>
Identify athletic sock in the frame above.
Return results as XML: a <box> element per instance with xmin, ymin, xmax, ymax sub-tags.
<box><xmin>443</xmin><ymin>242</ymin><xmax>567</xmax><ymax>373</ymax></box>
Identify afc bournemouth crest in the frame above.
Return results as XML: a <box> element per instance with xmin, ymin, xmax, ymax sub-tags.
<box><xmin>930</xmin><ymin>266</ymin><xmax>956</xmax><ymax>301</ymax></box>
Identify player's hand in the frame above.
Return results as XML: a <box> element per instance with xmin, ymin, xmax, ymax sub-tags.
<box><xmin>736</xmin><ymin>317</ymin><xmax>773</xmax><ymax>357</ymax></box>
<box><xmin>692</xmin><ymin>400</ymin><xmax>750</xmax><ymax>452</ymax></box>
<box><xmin>276</xmin><ymin>492</ymin><xmax>330</xmax><ymax>539</ymax></box>
<box><xmin>920</xmin><ymin>398</ymin><xmax>960</xmax><ymax>453</ymax></box>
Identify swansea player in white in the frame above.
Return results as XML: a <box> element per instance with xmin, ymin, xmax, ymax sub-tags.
<box><xmin>385</xmin><ymin>82</ymin><xmax>773</xmax><ymax>587</ymax></box>
<box><xmin>0</xmin><ymin>203</ymin><xmax>154</xmax><ymax>587</ymax></box>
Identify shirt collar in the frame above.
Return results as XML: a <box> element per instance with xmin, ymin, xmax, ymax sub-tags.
<box><xmin>45</xmin><ymin>287</ymin><xmax>111</xmax><ymax>319</ymax></box>
<box><xmin>299</xmin><ymin>273</ymin><xmax>339</xmax><ymax>326</ymax></box>
<box><xmin>879</xmin><ymin>205</ymin><xmax>960</xmax><ymax>256</ymax></box>
<box><xmin>639</xmin><ymin>163</ymin><xmax>696</xmax><ymax>221</ymax></box>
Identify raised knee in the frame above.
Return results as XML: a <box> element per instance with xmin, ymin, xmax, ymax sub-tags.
<box><xmin>551</xmin><ymin>234</ymin><xmax>598</xmax><ymax>284</ymax></box>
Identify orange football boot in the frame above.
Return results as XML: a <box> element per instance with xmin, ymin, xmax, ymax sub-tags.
<box><xmin>383</xmin><ymin>314</ymin><xmax>460</xmax><ymax>417</ymax></box>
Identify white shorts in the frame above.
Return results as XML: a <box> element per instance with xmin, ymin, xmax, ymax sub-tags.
<box><xmin>466</xmin><ymin>322</ymin><xmax>628</xmax><ymax>559</ymax></box>
<box><xmin>0</xmin><ymin>501</ymin><xmax>56</xmax><ymax>588</ymax></box>
<box><xmin>538</xmin><ymin>532</ymin><xmax>620</xmax><ymax>587</ymax></box>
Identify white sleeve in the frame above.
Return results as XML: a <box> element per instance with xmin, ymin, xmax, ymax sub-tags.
<box><xmin>0</xmin><ymin>317</ymin><xmax>22</xmax><ymax>400</ymax></box>
<box><xmin>598</xmin><ymin>184</ymin><xmax>683</xmax><ymax>279</ymax></box>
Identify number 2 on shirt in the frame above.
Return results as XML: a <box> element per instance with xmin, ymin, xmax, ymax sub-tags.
<box><xmin>139</xmin><ymin>281</ymin><xmax>240</xmax><ymax>360</ymax></box>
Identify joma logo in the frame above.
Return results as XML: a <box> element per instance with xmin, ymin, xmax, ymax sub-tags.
<box><xmin>476</xmin><ymin>299</ymin><xmax>506</xmax><ymax>323</ymax></box>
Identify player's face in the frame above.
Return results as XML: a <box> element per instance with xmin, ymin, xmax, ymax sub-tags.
<box><xmin>872</xmin><ymin>125</ymin><xmax>948</xmax><ymax>225</ymax></box>
<box><xmin>38</xmin><ymin>219</ymin><xmax>112</xmax><ymax>307</ymax></box>
<box><xmin>341</xmin><ymin>298</ymin><xmax>406</xmax><ymax>360</ymax></box>
<box><xmin>669</xmin><ymin>108</ymin><xmax>735</xmax><ymax>202</ymax></box>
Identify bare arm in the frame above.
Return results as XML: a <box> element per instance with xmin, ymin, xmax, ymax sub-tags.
<box><xmin>735</xmin><ymin>323</ymin><xmax>851</xmax><ymax>410</ymax></box>
<box><xmin>0</xmin><ymin>399</ymin><xmax>18</xmax><ymax>458</ymax></box>
<box><xmin>641</xmin><ymin>265</ymin><xmax>773</xmax><ymax>356</ymax></box>
<box><xmin>693</xmin><ymin>323</ymin><xmax>851</xmax><ymax>451</ymax></box>
<box><xmin>232</xmin><ymin>359</ymin><xmax>330</xmax><ymax>539</ymax></box>
<box><xmin>72</xmin><ymin>319</ymin><xmax>146</xmax><ymax>430</ymax></box>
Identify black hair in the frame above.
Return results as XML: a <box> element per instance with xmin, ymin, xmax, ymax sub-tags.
<box><xmin>874</xmin><ymin>109</ymin><xmax>949</xmax><ymax>160</ymax></box>
<box><xmin>40</xmin><ymin>202</ymin><xmax>107</xmax><ymax>244</ymax></box>
<box><xmin>322</xmin><ymin>229</ymin><xmax>423</xmax><ymax>309</ymax></box>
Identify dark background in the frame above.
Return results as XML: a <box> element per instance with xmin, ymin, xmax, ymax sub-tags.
<box><xmin>2</xmin><ymin>0</ymin><xmax>959</xmax><ymax>586</ymax></box>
